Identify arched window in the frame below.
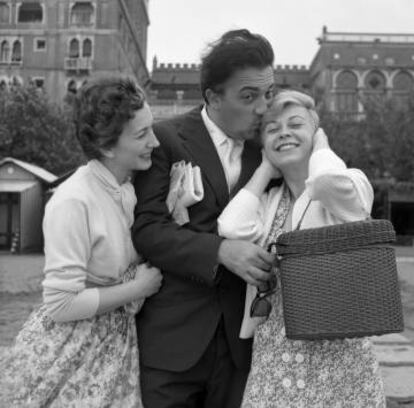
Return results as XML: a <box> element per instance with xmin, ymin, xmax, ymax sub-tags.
<box><xmin>82</xmin><ymin>38</ymin><xmax>92</xmax><ymax>57</ymax></box>
<box><xmin>69</xmin><ymin>38</ymin><xmax>79</xmax><ymax>58</ymax></box>
<box><xmin>0</xmin><ymin>2</ymin><xmax>10</xmax><ymax>23</ymax></box>
<box><xmin>70</xmin><ymin>2</ymin><xmax>94</xmax><ymax>26</ymax></box>
<box><xmin>18</xmin><ymin>2</ymin><xmax>43</xmax><ymax>23</ymax></box>
<box><xmin>0</xmin><ymin>40</ymin><xmax>10</xmax><ymax>62</ymax></box>
<box><xmin>335</xmin><ymin>70</ymin><xmax>358</xmax><ymax>114</ymax></box>
<box><xmin>336</xmin><ymin>71</ymin><xmax>358</xmax><ymax>89</ymax></box>
<box><xmin>393</xmin><ymin>71</ymin><xmax>413</xmax><ymax>91</ymax></box>
<box><xmin>392</xmin><ymin>71</ymin><xmax>414</xmax><ymax>109</ymax></box>
<box><xmin>11</xmin><ymin>40</ymin><xmax>22</xmax><ymax>62</ymax></box>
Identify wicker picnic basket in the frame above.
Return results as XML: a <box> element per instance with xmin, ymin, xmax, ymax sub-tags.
<box><xmin>274</xmin><ymin>219</ymin><xmax>404</xmax><ymax>340</ymax></box>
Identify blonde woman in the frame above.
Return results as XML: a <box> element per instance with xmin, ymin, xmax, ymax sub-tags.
<box><xmin>218</xmin><ymin>90</ymin><xmax>385</xmax><ymax>407</ymax></box>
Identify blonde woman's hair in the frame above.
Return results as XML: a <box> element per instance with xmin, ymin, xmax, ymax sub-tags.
<box><xmin>262</xmin><ymin>90</ymin><xmax>319</xmax><ymax>133</ymax></box>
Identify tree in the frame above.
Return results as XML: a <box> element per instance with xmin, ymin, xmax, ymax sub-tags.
<box><xmin>0</xmin><ymin>84</ymin><xmax>85</xmax><ymax>176</ymax></box>
<box><xmin>319</xmin><ymin>93</ymin><xmax>414</xmax><ymax>182</ymax></box>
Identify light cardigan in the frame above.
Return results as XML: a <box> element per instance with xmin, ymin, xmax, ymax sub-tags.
<box><xmin>218</xmin><ymin>148</ymin><xmax>374</xmax><ymax>338</ymax></box>
<box><xmin>42</xmin><ymin>160</ymin><xmax>138</xmax><ymax>322</ymax></box>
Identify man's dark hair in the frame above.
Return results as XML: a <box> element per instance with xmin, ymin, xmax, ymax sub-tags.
<box><xmin>200</xmin><ymin>29</ymin><xmax>274</xmax><ymax>103</ymax></box>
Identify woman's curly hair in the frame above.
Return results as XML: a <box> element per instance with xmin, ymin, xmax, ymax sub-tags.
<box><xmin>74</xmin><ymin>76</ymin><xmax>146</xmax><ymax>159</ymax></box>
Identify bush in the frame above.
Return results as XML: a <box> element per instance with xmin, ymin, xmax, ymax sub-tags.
<box><xmin>319</xmin><ymin>93</ymin><xmax>414</xmax><ymax>182</ymax></box>
<box><xmin>0</xmin><ymin>85</ymin><xmax>85</xmax><ymax>176</ymax></box>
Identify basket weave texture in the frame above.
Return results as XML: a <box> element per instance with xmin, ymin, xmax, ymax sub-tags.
<box><xmin>275</xmin><ymin>219</ymin><xmax>404</xmax><ymax>340</ymax></box>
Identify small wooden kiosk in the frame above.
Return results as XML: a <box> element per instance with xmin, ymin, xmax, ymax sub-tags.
<box><xmin>0</xmin><ymin>157</ymin><xmax>57</xmax><ymax>252</ymax></box>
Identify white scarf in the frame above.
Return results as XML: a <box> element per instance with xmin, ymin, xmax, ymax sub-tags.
<box><xmin>88</xmin><ymin>159</ymin><xmax>137</xmax><ymax>228</ymax></box>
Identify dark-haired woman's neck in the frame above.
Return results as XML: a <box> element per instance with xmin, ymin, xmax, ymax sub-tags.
<box><xmin>100</xmin><ymin>158</ymin><xmax>130</xmax><ymax>185</ymax></box>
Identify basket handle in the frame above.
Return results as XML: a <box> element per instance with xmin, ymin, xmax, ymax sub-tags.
<box><xmin>294</xmin><ymin>199</ymin><xmax>312</xmax><ymax>231</ymax></box>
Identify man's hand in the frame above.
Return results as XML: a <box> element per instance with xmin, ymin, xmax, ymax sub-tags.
<box><xmin>217</xmin><ymin>239</ymin><xmax>275</xmax><ymax>286</ymax></box>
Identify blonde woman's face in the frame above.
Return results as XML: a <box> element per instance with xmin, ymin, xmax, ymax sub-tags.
<box><xmin>262</xmin><ymin>104</ymin><xmax>315</xmax><ymax>170</ymax></box>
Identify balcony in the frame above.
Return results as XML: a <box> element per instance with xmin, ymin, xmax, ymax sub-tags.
<box><xmin>64</xmin><ymin>57</ymin><xmax>92</xmax><ymax>73</ymax></box>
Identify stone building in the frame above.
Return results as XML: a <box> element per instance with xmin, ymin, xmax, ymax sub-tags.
<box><xmin>310</xmin><ymin>26</ymin><xmax>414</xmax><ymax>117</ymax></box>
<box><xmin>0</xmin><ymin>0</ymin><xmax>150</xmax><ymax>103</ymax></box>
<box><xmin>149</xmin><ymin>58</ymin><xmax>311</xmax><ymax>120</ymax></box>
<box><xmin>149</xmin><ymin>26</ymin><xmax>414</xmax><ymax>120</ymax></box>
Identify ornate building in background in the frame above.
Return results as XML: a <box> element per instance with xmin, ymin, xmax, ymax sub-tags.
<box><xmin>149</xmin><ymin>57</ymin><xmax>310</xmax><ymax>120</ymax></box>
<box><xmin>149</xmin><ymin>26</ymin><xmax>414</xmax><ymax>120</ymax></box>
<box><xmin>310</xmin><ymin>26</ymin><xmax>414</xmax><ymax>117</ymax></box>
<box><xmin>0</xmin><ymin>0</ymin><xmax>150</xmax><ymax>103</ymax></box>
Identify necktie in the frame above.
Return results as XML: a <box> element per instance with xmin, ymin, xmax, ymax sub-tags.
<box><xmin>223</xmin><ymin>137</ymin><xmax>243</xmax><ymax>192</ymax></box>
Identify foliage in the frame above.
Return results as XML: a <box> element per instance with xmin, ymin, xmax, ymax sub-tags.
<box><xmin>0</xmin><ymin>84</ymin><xmax>85</xmax><ymax>176</ymax></box>
<box><xmin>319</xmin><ymin>93</ymin><xmax>414</xmax><ymax>183</ymax></box>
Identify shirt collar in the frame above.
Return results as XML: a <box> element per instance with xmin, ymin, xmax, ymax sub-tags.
<box><xmin>201</xmin><ymin>105</ymin><xmax>228</xmax><ymax>147</ymax></box>
<box><xmin>201</xmin><ymin>105</ymin><xmax>244</xmax><ymax>149</ymax></box>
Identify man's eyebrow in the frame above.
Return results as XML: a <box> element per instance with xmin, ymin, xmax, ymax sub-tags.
<box><xmin>239</xmin><ymin>86</ymin><xmax>260</xmax><ymax>92</ymax></box>
<box><xmin>239</xmin><ymin>83</ymin><xmax>275</xmax><ymax>91</ymax></box>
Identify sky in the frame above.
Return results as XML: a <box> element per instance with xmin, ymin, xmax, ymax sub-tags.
<box><xmin>146</xmin><ymin>0</ymin><xmax>414</xmax><ymax>71</ymax></box>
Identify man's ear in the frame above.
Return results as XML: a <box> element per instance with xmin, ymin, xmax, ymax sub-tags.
<box><xmin>205</xmin><ymin>88</ymin><xmax>221</xmax><ymax>111</ymax></box>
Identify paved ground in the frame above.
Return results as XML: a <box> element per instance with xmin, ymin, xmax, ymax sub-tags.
<box><xmin>1</xmin><ymin>249</ymin><xmax>414</xmax><ymax>407</ymax></box>
<box><xmin>0</xmin><ymin>254</ymin><xmax>43</xmax><ymax>346</ymax></box>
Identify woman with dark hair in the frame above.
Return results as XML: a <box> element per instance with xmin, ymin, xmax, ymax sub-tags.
<box><xmin>0</xmin><ymin>76</ymin><xmax>162</xmax><ymax>407</ymax></box>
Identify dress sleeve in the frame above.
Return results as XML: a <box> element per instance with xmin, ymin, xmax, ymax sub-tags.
<box><xmin>217</xmin><ymin>188</ymin><xmax>268</xmax><ymax>243</ymax></box>
<box><xmin>305</xmin><ymin>148</ymin><xmax>374</xmax><ymax>222</ymax></box>
<box><xmin>41</xmin><ymin>198</ymin><xmax>100</xmax><ymax>322</ymax></box>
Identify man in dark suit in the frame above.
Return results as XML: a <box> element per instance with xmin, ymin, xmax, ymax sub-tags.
<box><xmin>132</xmin><ymin>29</ymin><xmax>276</xmax><ymax>408</ymax></box>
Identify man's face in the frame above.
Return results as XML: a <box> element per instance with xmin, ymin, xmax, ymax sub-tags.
<box><xmin>209</xmin><ymin>66</ymin><xmax>275</xmax><ymax>141</ymax></box>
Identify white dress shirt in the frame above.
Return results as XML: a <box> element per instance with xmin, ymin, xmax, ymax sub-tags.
<box><xmin>201</xmin><ymin>106</ymin><xmax>244</xmax><ymax>192</ymax></box>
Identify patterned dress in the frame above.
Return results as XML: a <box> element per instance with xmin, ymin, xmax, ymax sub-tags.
<box><xmin>0</xmin><ymin>304</ymin><xmax>141</xmax><ymax>408</ymax></box>
<box><xmin>242</xmin><ymin>187</ymin><xmax>386</xmax><ymax>408</ymax></box>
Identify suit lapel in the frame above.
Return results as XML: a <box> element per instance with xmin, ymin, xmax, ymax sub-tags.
<box><xmin>178</xmin><ymin>107</ymin><xmax>229</xmax><ymax>208</ymax></box>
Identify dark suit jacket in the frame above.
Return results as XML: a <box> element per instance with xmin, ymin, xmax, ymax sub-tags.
<box><xmin>132</xmin><ymin>106</ymin><xmax>261</xmax><ymax>372</ymax></box>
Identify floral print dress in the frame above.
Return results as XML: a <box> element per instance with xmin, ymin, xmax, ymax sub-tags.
<box><xmin>241</xmin><ymin>292</ymin><xmax>386</xmax><ymax>408</ymax></box>
<box><xmin>241</xmin><ymin>186</ymin><xmax>386</xmax><ymax>408</ymax></box>
<box><xmin>0</xmin><ymin>272</ymin><xmax>143</xmax><ymax>408</ymax></box>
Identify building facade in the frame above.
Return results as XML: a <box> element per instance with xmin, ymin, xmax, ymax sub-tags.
<box><xmin>149</xmin><ymin>26</ymin><xmax>414</xmax><ymax>120</ymax></box>
<box><xmin>0</xmin><ymin>0</ymin><xmax>150</xmax><ymax>103</ymax></box>
<box><xmin>149</xmin><ymin>57</ymin><xmax>311</xmax><ymax>120</ymax></box>
<box><xmin>310</xmin><ymin>26</ymin><xmax>414</xmax><ymax>117</ymax></box>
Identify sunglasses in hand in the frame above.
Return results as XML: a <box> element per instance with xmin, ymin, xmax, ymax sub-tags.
<box><xmin>250</xmin><ymin>242</ymin><xmax>280</xmax><ymax>318</ymax></box>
